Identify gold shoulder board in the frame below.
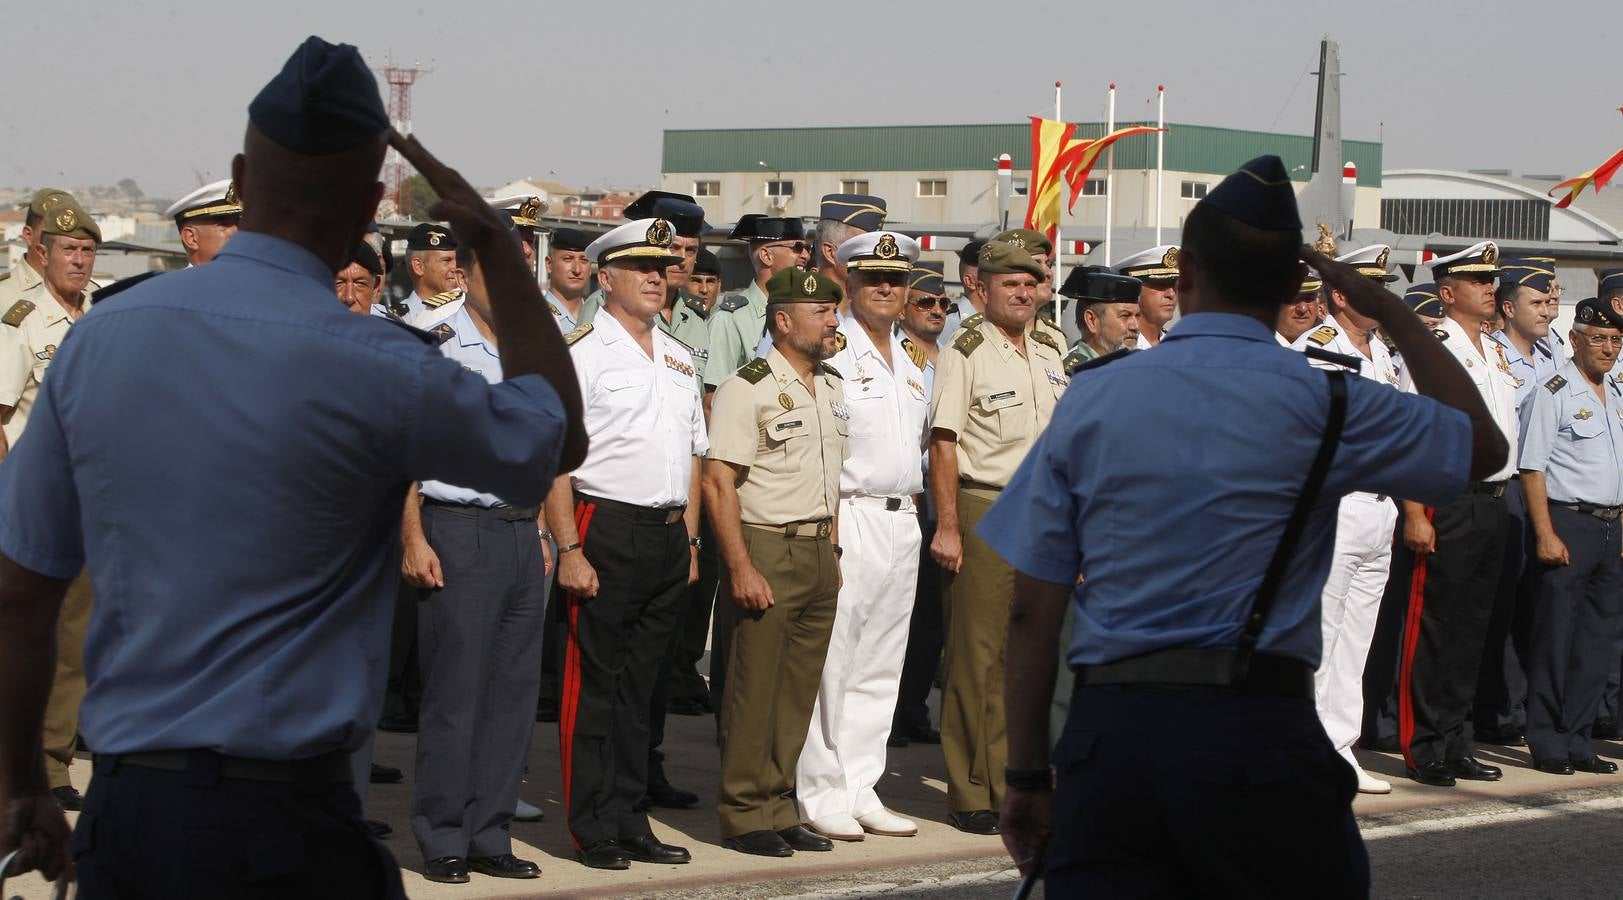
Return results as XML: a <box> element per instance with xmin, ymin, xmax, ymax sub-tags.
<box><xmin>2</xmin><ymin>300</ymin><xmax>35</xmax><ymax>327</ymax></box>
<box><xmin>952</xmin><ymin>327</ymin><xmax>984</xmax><ymax>357</ymax></box>
<box><xmin>1030</xmin><ymin>329</ymin><xmax>1062</xmax><ymax>355</ymax></box>
<box><xmin>1063</xmin><ymin>348</ymin><xmax>1087</xmax><ymax>376</ymax></box>
<box><xmin>902</xmin><ymin>337</ymin><xmax>926</xmax><ymax>370</ymax></box>
<box><xmin>564</xmin><ymin>322</ymin><xmax>594</xmax><ymax>346</ymax></box>
<box><xmin>718</xmin><ymin>294</ymin><xmax>749</xmax><ymax>313</ymax></box>
<box><xmin>738</xmin><ymin>357</ymin><xmax>772</xmax><ymax>384</ymax></box>
<box><xmin>1306</xmin><ymin>325</ymin><xmax>1337</xmax><ymax>347</ymax></box>
<box><xmin>960</xmin><ymin>311</ymin><xmax>985</xmax><ymax>330</ymax></box>
<box><xmin>423</xmin><ymin>291</ymin><xmax>460</xmax><ymax>309</ymax></box>
<box><xmin>819</xmin><ymin>361</ymin><xmax>842</xmax><ymax>379</ymax></box>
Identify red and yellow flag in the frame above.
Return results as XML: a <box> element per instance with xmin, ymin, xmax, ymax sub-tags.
<box><xmin>1023</xmin><ymin>118</ymin><xmax>1165</xmax><ymax>236</ymax></box>
<box><xmin>1548</xmin><ymin>146</ymin><xmax>1623</xmax><ymax>209</ymax></box>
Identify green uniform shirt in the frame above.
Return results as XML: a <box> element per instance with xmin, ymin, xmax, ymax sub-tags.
<box><xmin>660</xmin><ymin>293</ymin><xmax>712</xmax><ymax>380</ymax></box>
<box><xmin>1062</xmin><ymin>340</ymin><xmax>1100</xmax><ymax>375</ymax></box>
<box><xmin>703</xmin><ymin>280</ymin><xmax>768</xmax><ymax>389</ymax></box>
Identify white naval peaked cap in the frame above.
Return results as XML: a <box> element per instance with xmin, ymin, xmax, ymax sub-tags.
<box><xmin>1429</xmin><ymin>241</ymin><xmax>1501</xmax><ymax>278</ymax></box>
<box><xmin>163</xmin><ymin>179</ymin><xmax>242</xmax><ymax>223</ymax></box>
<box><xmin>1334</xmin><ymin>244</ymin><xmax>1398</xmax><ymax>282</ymax></box>
<box><xmin>837</xmin><ymin>231</ymin><xmax>920</xmax><ymax>272</ymax></box>
<box><xmin>1113</xmin><ymin>245</ymin><xmax>1179</xmax><ymax>281</ymax></box>
<box><xmin>585</xmin><ymin>217</ymin><xmax>685</xmax><ymax>266</ymax></box>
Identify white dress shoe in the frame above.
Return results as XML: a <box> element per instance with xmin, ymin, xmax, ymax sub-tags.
<box><xmin>513</xmin><ymin>798</ymin><xmax>545</xmax><ymax>821</ymax></box>
<box><xmin>1355</xmin><ymin>767</ymin><xmax>1392</xmax><ymax>794</ymax></box>
<box><xmin>856</xmin><ymin>808</ymin><xmax>918</xmax><ymax>837</ymax></box>
<box><xmin>807</xmin><ymin>813</ymin><xmax>865</xmax><ymax>841</ymax></box>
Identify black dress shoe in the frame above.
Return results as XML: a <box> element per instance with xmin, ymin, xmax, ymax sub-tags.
<box><xmin>468</xmin><ymin>853</ymin><xmax>540</xmax><ymax>878</ymax></box>
<box><xmin>1572</xmin><ymin>756</ymin><xmax>1618</xmax><ymax>774</ymax></box>
<box><xmin>1445</xmin><ymin>756</ymin><xmax>1502</xmax><ymax>781</ymax></box>
<box><xmin>1535</xmin><ymin>757</ymin><xmax>1575</xmax><ymax>775</ymax></box>
<box><xmin>1594</xmin><ymin>718</ymin><xmax>1620</xmax><ymax>740</ymax></box>
<box><xmin>535</xmin><ymin>699</ymin><xmax>560</xmax><ymax>724</ymax></box>
<box><xmin>377</xmin><ymin>715</ymin><xmax>418</xmax><ymax>734</ymax></box>
<box><xmin>886</xmin><ymin>733</ymin><xmax>910</xmax><ymax>748</ymax></box>
<box><xmin>948</xmin><ymin>810</ymin><xmax>1000</xmax><ymax>834</ymax></box>
<box><xmin>778</xmin><ymin>825</ymin><xmax>833</xmax><ymax>851</ymax></box>
<box><xmin>899</xmin><ymin>726</ymin><xmax>941</xmax><ymax>744</ymax></box>
<box><xmin>370</xmin><ymin>763</ymin><xmax>403</xmax><ymax>784</ymax></box>
<box><xmin>51</xmin><ymin>785</ymin><xmax>83</xmax><ymax>811</ymax></box>
<box><xmin>424</xmin><ymin>856</ymin><xmax>469</xmax><ymax>884</ymax></box>
<box><xmin>577</xmin><ymin>839</ymin><xmax>630</xmax><ymax>870</ymax></box>
<box><xmin>723</xmin><ymin>830</ymin><xmax>793</xmax><ymax>857</ymax></box>
<box><xmin>1407</xmin><ymin>762</ymin><xmax>1457</xmax><ymax>787</ymax></box>
<box><xmin>621</xmin><ymin>834</ymin><xmax>691</xmax><ymax>864</ymax></box>
<box><xmin>664</xmin><ymin>696</ymin><xmax>709</xmax><ymax>717</ymax></box>
<box><xmin>366</xmin><ymin>819</ymin><xmax>392</xmax><ymax>838</ymax></box>
<box><xmin>1473</xmin><ymin>726</ymin><xmax>1526</xmax><ymax>747</ymax></box>
<box><xmin>646</xmin><ymin>781</ymin><xmax>699</xmax><ymax>809</ymax></box>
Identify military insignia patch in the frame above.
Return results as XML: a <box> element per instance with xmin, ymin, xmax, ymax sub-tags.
<box><xmin>1576</xmin><ymin>409</ymin><xmax>1594</xmax><ymax>420</ymax></box>
<box><xmin>647</xmin><ymin>218</ymin><xmax>673</xmax><ymax>247</ymax></box>
<box><xmin>563</xmin><ymin>322</ymin><xmax>594</xmax><ymax>346</ymax></box>
<box><xmin>426</xmin><ymin>229</ymin><xmax>445</xmax><ymax>247</ymax></box>
<box><xmin>519</xmin><ymin>196</ymin><xmax>543</xmax><ymax>219</ymax></box>
<box><xmin>778</xmin><ymin>393</ymin><xmax>794</xmax><ymax>410</ymax></box>
<box><xmin>1163</xmin><ymin>247</ymin><xmax>1179</xmax><ymax>269</ymax></box>
<box><xmin>719</xmin><ymin>294</ymin><xmax>749</xmax><ymax>313</ymax></box>
<box><xmin>429</xmin><ymin>323</ymin><xmax>455</xmax><ymax>345</ymax></box>
<box><xmin>1375</xmin><ymin>246</ymin><xmax>1390</xmax><ymax>269</ymax></box>
<box><xmin>35</xmin><ymin>344</ymin><xmax>55</xmax><ymax>361</ymax></box>
<box><xmin>1031</xmin><ymin>330</ymin><xmax>1061</xmax><ymax>355</ymax></box>
<box><xmin>952</xmin><ymin>327</ymin><xmax>984</xmax><ymax>357</ymax></box>
<box><xmin>225</xmin><ymin>182</ymin><xmax>240</xmax><ymax>204</ymax></box>
<box><xmin>1545</xmin><ymin>375</ymin><xmax>1567</xmax><ymax>393</ymax></box>
<box><xmin>901</xmin><ymin>337</ymin><xmax>926</xmax><ymax>370</ymax></box>
<box><xmin>739</xmin><ymin>357</ymin><xmax>772</xmax><ymax>384</ymax></box>
<box><xmin>55</xmin><ymin>208</ymin><xmax>77</xmax><ymax>232</ymax></box>
<box><xmin>1306</xmin><ymin>324</ymin><xmax>1338</xmax><ymax>347</ymax></box>
<box><xmin>830</xmin><ymin>400</ymin><xmax>850</xmax><ymax>420</ymax></box>
<box><xmin>2</xmin><ymin>300</ymin><xmax>35</xmax><ymax>327</ymax></box>
<box><xmin>1312</xmin><ymin>223</ymin><xmax>1337</xmax><ymax>255</ymax></box>
<box><xmin>1433</xmin><ymin>329</ymin><xmax>1449</xmax><ymax>341</ymax></box>
<box><xmin>875</xmin><ymin>234</ymin><xmax>898</xmax><ymax>259</ymax></box>
<box><xmin>1483</xmin><ymin>244</ymin><xmax>1498</xmax><ymax>267</ymax></box>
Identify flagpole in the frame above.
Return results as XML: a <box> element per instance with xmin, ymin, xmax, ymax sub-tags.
<box><xmin>1104</xmin><ymin>83</ymin><xmax>1116</xmax><ymax>266</ymax></box>
<box><xmin>1053</xmin><ymin>80</ymin><xmax>1064</xmax><ymax>327</ymax></box>
<box><xmin>1155</xmin><ymin>84</ymin><xmax>1165</xmax><ymax>246</ymax></box>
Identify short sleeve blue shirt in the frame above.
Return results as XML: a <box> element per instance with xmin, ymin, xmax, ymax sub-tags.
<box><xmin>976</xmin><ymin>313</ymin><xmax>1472</xmax><ymax>668</ymax></box>
<box><xmin>0</xmin><ymin>232</ymin><xmax>567</xmax><ymax>759</ymax></box>
<box><xmin>1516</xmin><ymin>360</ymin><xmax>1623</xmax><ymax>506</ymax></box>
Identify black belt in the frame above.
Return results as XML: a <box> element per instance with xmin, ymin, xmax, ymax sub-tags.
<box><xmin>1468</xmin><ymin>480</ymin><xmax>1509</xmax><ymax>499</ymax></box>
<box><xmin>422</xmin><ymin>498</ymin><xmax>539</xmax><ymax>522</ymax></box>
<box><xmin>1074</xmin><ymin>649</ymin><xmax>1314</xmax><ymax>699</ymax></box>
<box><xmin>94</xmin><ymin>749</ymin><xmax>353</xmax><ymax>784</ymax></box>
<box><xmin>574</xmin><ymin>492</ymin><xmax>685</xmax><ymax>525</ymax></box>
<box><xmin>959</xmin><ymin>479</ymin><xmax>1004</xmax><ymax>494</ymax></box>
<box><xmin>746</xmin><ymin>519</ymin><xmax>832</xmax><ymax>539</ymax></box>
<box><xmin>1552</xmin><ymin>500</ymin><xmax>1623</xmax><ymax>521</ymax></box>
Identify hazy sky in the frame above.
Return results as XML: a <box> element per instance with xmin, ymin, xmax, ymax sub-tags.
<box><xmin>8</xmin><ymin>0</ymin><xmax>1618</xmax><ymax>199</ymax></box>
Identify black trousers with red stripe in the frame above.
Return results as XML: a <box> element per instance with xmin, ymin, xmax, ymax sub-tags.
<box><xmin>1399</xmin><ymin>492</ymin><xmax>1510</xmax><ymax>767</ymax></box>
<box><xmin>559</xmin><ymin>496</ymin><xmax>690</xmax><ymax>848</ymax></box>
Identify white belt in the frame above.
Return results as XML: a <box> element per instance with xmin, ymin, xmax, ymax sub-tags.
<box><xmin>841</xmin><ymin>494</ymin><xmax>917</xmax><ymax>513</ymax></box>
<box><xmin>1345</xmin><ymin>491</ymin><xmax>1391</xmax><ymax>504</ymax></box>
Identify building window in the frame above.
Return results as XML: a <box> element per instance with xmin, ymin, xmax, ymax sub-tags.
<box><xmin>840</xmin><ymin>179</ymin><xmax>869</xmax><ymax>195</ymax></box>
<box><xmin>693</xmin><ymin>180</ymin><xmax>719</xmax><ymax>197</ymax></box>
<box><xmin>1012</xmin><ymin>178</ymin><xmax>1029</xmax><ymax>197</ymax></box>
<box><xmin>1081</xmin><ymin>179</ymin><xmax>1107</xmax><ymax>197</ymax></box>
<box><xmin>917</xmin><ymin>179</ymin><xmax>948</xmax><ymax>198</ymax></box>
<box><xmin>1180</xmin><ymin>181</ymin><xmax>1208</xmax><ymax>200</ymax></box>
<box><xmin>766</xmin><ymin>180</ymin><xmax>794</xmax><ymax>198</ymax></box>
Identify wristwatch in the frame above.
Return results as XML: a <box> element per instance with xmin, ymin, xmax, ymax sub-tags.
<box><xmin>557</xmin><ymin>542</ymin><xmax>582</xmax><ymax>555</ymax></box>
<box><xmin>688</xmin><ymin>536</ymin><xmax>703</xmax><ymax>549</ymax></box>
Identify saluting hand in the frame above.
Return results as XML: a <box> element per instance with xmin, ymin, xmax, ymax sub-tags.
<box><xmin>730</xmin><ymin>564</ymin><xmax>774</xmax><ymax>611</ymax></box>
<box><xmin>558</xmin><ymin>551</ymin><xmax>599</xmax><ymax>600</ymax></box>
<box><xmin>387</xmin><ymin>129</ymin><xmax>509</xmax><ymax>251</ymax></box>
<box><xmin>931</xmin><ymin>528</ymin><xmax>964</xmax><ymax>573</ymax></box>
<box><xmin>402</xmin><ymin>536</ymin><xmax>444</xmax><ymax>589</ymax></box>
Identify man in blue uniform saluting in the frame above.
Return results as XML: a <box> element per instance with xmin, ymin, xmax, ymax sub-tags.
<box><xmin>0</xmin><ymin>36</ymin><xmax>586</xmax><ymax>895</ymax></box>
<box><xmin>986</xmin><ymin>155</ymin><xmax>1507</xmax><ymax>897</ymax></box>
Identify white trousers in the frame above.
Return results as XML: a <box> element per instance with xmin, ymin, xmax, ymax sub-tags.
<box><xmin>1315</xmin><ymin>492</ymin><xmax>1398</xmax><ymax>765</ymax></box>
<box><xmin>796</xmin><ymin>498</ymin><xmax>922</xmax><ymax>822</ymax></box>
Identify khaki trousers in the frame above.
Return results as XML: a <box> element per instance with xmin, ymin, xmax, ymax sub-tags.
<box><xmin>44</xmin><ymin>569</ymin><xmax>94</xmax><ymax>789</ymax></box>
<box><xmin>716</xmin><ymin>526</ymin><xmax>838</xmax><ymax>837</ymax></box>
<box><xmin>941</xmin><ymin>487</ymin><xmax>1013</xmax><ymax>814</ymax></box>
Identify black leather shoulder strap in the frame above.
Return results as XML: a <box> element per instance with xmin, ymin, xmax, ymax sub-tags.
<box><xmin>1236</xmin><ymin>369</ymin><xmax>1348</xmax><ymax>672</ymax></box>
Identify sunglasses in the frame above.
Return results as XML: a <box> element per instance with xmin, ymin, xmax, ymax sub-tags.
<box><xmin>764</xmin><ymin>241</ymin><xmax>809</xmax><ymax>254</ymax></box>
<box><xmin>910</xmin><ymin>297</ymin><xmax>952</xmax><ymax>310</ymax></box>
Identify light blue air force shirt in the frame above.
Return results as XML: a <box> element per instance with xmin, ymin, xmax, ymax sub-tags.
<box><xmin>977</xmin><ymin>313</ymin><xmax>1472</xmax><ymax>669</ymax></box>
<box><xmin>1516</xmin><ymin>360</ymin><xmax>1623</xmax><ymax>506</ymax></box>
<box><xmin>0</xmin><ymin>232</ymin><xmax>567</xmax><ymax>759</ymax></box>
<box><xmin>419</xmin><ymin>304</ymin><xmax>511</xmax><ymax>508</ymax></box>
<box><xmin>1490</xmin><ymin>329</ymin><xmax>1559</xmax><ymax>413</ymax></box>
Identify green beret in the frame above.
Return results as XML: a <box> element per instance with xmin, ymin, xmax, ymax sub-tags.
<box><xmin>977</xmin><ymin>241</ymin><xmax>1044</xmax><ymax>280</ymax></box>
<box><xmin>40</xmin><ymin>195</ymin><xmax>101</xmax><ymax>242</ymax></box>
<box><xmin>992</xmin><ymin>228</ymin><xmax>1053</xmax><ymax>257</ymax></box>
<box><xmin>765</xmin><ymin>266</ymin><xmax>843</xmax><ymax>304</ymax></box>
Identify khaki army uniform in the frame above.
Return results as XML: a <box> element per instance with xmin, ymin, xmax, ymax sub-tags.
<box><xmin>929</xmin><ymin>313</ymin><xmax>1067</xmax><ymax>815</ymax></box>
<box><xmin>703</xmin><ymin>281</ymin><xmax>769</xmax><ymax>390</ymax></box>
<box><xmin>708</xmin><ymin>346</ymin><xmax>849</xmax><ymax>837</ymax></box>
<box><xmin>0</xmin><ymin>282</ymin><xmax>94</xmax><ymax>791</ymax></box>
<box><xmin>0</xmin><ymin>258</ymin><xmax>44</xmax><ymax>309</ymax></box>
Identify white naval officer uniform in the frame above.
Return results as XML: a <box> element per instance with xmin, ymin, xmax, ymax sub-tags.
<box><xmin>795</xmin><ymin>314</ymin><xmax>929</xmax><ymax>829</ymax></box>
<box><xmin>1291</xmin><ymin>318</ymin><xmax>1404</xmax><ymax>786</ymax></box>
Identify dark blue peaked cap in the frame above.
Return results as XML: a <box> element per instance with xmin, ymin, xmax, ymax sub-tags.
<box><xmin>1199</xmin><ymin>155</ymin><xmax>1303</xmax><ymax>231</ymax></box>
<box><xmin>249</xmin><ymin>36</ymin><xmax>390</xmax><ymax>154</ymax></box>
<box><xmin>1599</xmin><ymin>269</ymin><xmax>1623</xmax><ymax>297</ymax></box>
<box><xmin>623</xmin><ymin>190</ymin><xmax>708</xmax><ymax>237</ymax></box>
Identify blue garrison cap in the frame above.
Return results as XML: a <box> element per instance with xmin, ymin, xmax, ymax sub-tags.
<box><xmin>624</xmin><ymin>190</ymin><xmax>708</xmax><ymax>237</ymax></box>
<box><xmin>1405</xmin><ymin>282</ymin><xmax>1444</xmax><ymax>318</ymax></box>
<box><xmin>820</xmin><ymin>193</ymin><xmax>887</xmax><ymax>232</ymax></box>
<box><xmin>1599</xmin><ymin>268</ymin><xmax>1623</xmax><ymax>298</ymax></box>
<box><xmin>248</xmin><ymin>36</ymin><xmax>389</xmax><ymax>155</ymax></box>
<box><xmin>1198</xmin><ymin>155</ymin><xmax>1303</xmax><ymax>231</ymax></box>
<box><xmin>909</xmin><ymin>260</ymin><xmax>945</xmax><ymax>296</ymax></box>
<box><xmin>1499</xmin><ymin>257</ymin><xmax>1556</xmax><ymax>294</ymax></box>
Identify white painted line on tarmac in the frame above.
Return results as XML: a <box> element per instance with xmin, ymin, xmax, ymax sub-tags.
<box><xmin>775</xmin><ymin>865</ymin><xmax>1021</xmax><ymax>899</ymax></box>
<box><xmin>1360</xmin><ymin>795</ymin><xmax>1623</xmax><ymax>841</ymax></box>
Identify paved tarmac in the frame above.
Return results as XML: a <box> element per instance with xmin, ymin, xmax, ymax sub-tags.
<box><xmin>6</xmin><ymin>712</ymin><xmax>1621</xmax><ymax>898</ymax></box>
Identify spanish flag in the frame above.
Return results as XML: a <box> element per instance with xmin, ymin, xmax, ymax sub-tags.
<box><xmin>1023</xmin><ymin>118</ymin><xmax>1165</xmax><ymax>236</ymax></box>
<box><xmin>1549</xmin><ymin>146</ymin><xmax>1623</xmax><ymax>209</ymax></box>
